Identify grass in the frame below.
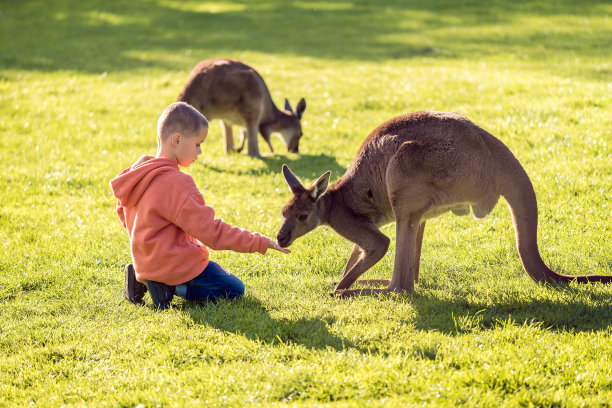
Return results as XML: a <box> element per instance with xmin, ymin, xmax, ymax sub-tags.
<box><xmin>1</xmin><ymin>0</ymin><xmax>611</xmax><ymax>406</ymax></box>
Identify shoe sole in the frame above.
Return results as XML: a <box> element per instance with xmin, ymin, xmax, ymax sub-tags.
<box><xmin>145</xmin><ymin>280</ymin><xmax>174</xmax><ymax>310</ymax></box>
<box><xmin>124</xmin><ymin>264</ymin><xmax>146</xmax><ymax>304</ymax></box>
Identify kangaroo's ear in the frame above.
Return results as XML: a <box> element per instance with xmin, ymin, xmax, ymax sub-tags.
<box><xmin>282</xmin><ymin>164</ymin><xmax>304</xmax><ymax>194</ymax></box>
<box><xmin>295</xmin><ymin>98</ymin><xmax>306</xmax><ymax>119</ymax></box>
<box><xmin>284</xmin><ymin>98</ymin><xmax>293</xmax><ymax>113</ymax></box>
<box><xmin>310</xmin><ymin>170</ymin><xmax>331</xmax><ymax>200</ymax></box>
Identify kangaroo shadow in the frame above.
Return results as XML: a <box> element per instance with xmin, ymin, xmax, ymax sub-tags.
<box><xmin>205</xmin><ymin>152</ymin><xmax>347</xmax><ymax>180</ymax></box>
<box><xmin>178</xmin><ymin>294</ymin><xmax>361</xmax><ymax>351</ymax></box>
<box><xmin>408</xmin><ymin>283</ymin><xmax>612</xmax><ymax>335</ymax></box>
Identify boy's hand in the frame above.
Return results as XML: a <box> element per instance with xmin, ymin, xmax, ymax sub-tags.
<box><xmin>269</xmin><ymin>240</ymin><xmax>291</xmax><ymax>254</ymax></box>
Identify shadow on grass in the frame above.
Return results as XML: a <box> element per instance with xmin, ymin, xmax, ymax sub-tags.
<box><xmin>408</xmin><ymin>283</ymin><xmax>612</xmax><ymax>334</ymax></box>
<box><xmin>1</xmin><ymin>0</ymin><xmax>609</xmax><ymax>80</ymax></box>
<box><xmin>180</xmin><ymin>295</ymin><xmax>361</xmax><ymax>352</ymax></box>
<box><xmin>205</xmin><ymin>152</ymin><xmax>347</xmax><ymax>180</ymax></box>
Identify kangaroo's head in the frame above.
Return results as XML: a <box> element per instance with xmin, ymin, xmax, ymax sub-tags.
<box><xmin>276</xmin><ymin>164</ymin><xmax>330</xmax><ymax>247</ymax></box>
<box><xmin>277</xmin><ymin>98</ymin><xmax>306</xmax><ymax>153</ymax></box>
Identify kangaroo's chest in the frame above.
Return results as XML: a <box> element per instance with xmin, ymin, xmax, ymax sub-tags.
<box><xmin>353</xmin><ymin>193</ymin><xmax>395</xmax><ymax>227</ymax></box>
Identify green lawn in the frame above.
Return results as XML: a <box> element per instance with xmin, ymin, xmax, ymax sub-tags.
<box><xmin>1</xmin><ymin>0</ymin><xmax>612</xmax><ymax>406</ymax></box>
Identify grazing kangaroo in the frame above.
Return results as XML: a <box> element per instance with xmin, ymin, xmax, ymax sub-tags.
<box><xmin>177</xmin><ymin>58</ymin><xmax>306</xmax><ymax>157</ymax></box>
<box><xmin>276</xmin><ymin>111</ymin><xmax>612</xmax><ymax>297</ymax></box>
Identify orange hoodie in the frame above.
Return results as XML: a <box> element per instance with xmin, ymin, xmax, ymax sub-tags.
<box><xmin>110</xmin><ymin>156</ymin><xmax>269</xmax><ymax>285</ymax></box>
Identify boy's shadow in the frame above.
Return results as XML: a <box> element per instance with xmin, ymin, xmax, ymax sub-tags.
<box><xmin>179</xmin><ymin>295</ymin><xmax>361</xmax><ymax>351</ymax></box>
<box><xmin>205</xmin><ymin>153</ymin><xmax>347</xmax><ymax>180</ymax></box>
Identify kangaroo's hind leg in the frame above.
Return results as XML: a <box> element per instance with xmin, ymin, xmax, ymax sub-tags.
<box><xmin>387</xmin><ymin>215</ymin><xmax>421</xmax><ymax>293</ymax></box>
<box><xmin>244</xmin><ymin>122</ymin><xmax>261</xmax><ymax>157</ymax></box>
<box><xmin>221</xmin><ymin>121</ymin><xmax>235</xmax><ymax>153</ymax></box>
<box><xmin>414</xmin><ymin>221</ymin><xmax>426</xmax><ymax>284</ymax></box>
<box><xmin>384</xmin><ymin>145</ymin><xmax>438</xmax><ymax>293</ymax></box>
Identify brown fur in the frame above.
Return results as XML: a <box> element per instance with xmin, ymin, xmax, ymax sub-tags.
<box><xmin>277</xmin><ymin>111</ymin><xmax>612</xmax><ymax>297</ymax></box>
<box><xmin>177</xmin><ymin>58</ymin><xmax>306</xmax><ymax>157</ymax></box>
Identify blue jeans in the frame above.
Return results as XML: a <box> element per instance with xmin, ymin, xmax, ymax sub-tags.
<box><xmin>175</xmin><ymin>261</ymin><xmax>245</xmax><ymax>301</ymax></box>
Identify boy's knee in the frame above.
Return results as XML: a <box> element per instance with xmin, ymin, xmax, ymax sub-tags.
<box><xmin>223</xmin><ymin>277</ymin><xmax>244</xmax><ymax>299</ymax></box>
<box><xmin>229</xmin><ymin>279</ymin><xmax>245</xmax><ymax>298</ymax></box>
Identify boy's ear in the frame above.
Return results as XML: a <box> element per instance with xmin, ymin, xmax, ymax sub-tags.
<box><xmin>171</xmin><ymin>133</ymin><xmax>181</xmax><ymax>146</ymax></box>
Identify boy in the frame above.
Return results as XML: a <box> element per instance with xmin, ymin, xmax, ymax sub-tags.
<box><xmin>110</xmin><ymin>102</ymin><xmax>289</xmax><ymax>310</ymax></box>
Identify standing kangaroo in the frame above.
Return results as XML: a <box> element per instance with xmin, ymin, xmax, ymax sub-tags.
<box><xmin>177</xmin><ymin>58</ymin><xmax>306</xmax><ymax>157</ymax></box>
<box><xmin>276</xmin><ymin>111</ymin><xmax>612</xmax><ymax>297</ymax></box>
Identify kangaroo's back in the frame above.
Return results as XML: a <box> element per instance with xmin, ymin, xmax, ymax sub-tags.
<box><xmin>336</xmin><ymin>111</ymin><xmax>503</xmax><ymax>222</ymax></box>
<box><xmin>345</xmin><ymin>112</ymin><xmax>497</xmax><ymax>176</ymax></box>
<box><xmin>177</xmin><ymin>58</ymin><xmax>272</xmax><ymax>122</ymax></box>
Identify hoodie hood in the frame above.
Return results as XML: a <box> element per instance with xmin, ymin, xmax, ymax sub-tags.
<box><xmin>110</xmin><ymin>156</ymin><xmax>178</xmax><ymax>208</ymax></box>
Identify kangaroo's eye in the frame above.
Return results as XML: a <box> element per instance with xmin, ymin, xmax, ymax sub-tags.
<box><xmin>298</xmin><ymin>214</ymin><xmax>308</xmax><ymax>221</ymax></box>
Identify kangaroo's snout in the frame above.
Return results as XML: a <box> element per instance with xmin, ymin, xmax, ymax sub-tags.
<box><xmin>276</xmin><ymin>232</ymin><xmax>291</xmax><ymax>248</ymax></box>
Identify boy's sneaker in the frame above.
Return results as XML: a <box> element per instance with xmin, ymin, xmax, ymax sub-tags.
<box><xmin>124</xmin><ymin>264</ymin><xmax>147</xmax><ymax>304</ymax></box>
<box><xmin>145</xmin><ymin>280</ymin><xmax>175</xmax><ymax>310</ymax></box>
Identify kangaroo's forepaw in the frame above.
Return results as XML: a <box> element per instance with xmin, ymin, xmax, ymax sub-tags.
<box><xmin>330</xmin><ymin>290</ymin><xmax>345</xmax><ymax>298</ymax></box>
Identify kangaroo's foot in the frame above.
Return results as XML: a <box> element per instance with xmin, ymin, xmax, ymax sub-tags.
<box><xmin>331</xmin><ymin>287</ymin><xmax>406</xmax><ymax>298</ymax></box>
<box><xmin>357</xmin><ymin>279</ymin><xmax>390</xmax><ymax>286</ymax></box>
<box><xmin>330</xmin><ymin>279</ymin><xmax>390</xmax><ymax>288</ymax></box>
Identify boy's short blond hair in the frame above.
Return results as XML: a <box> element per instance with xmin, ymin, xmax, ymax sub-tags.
<box><xmin>157</xmin><ymin>102</ymin><xmax>208</xmax><ymax>142</ymax></box>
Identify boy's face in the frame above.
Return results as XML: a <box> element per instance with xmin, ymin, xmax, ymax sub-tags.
<box><xmin>175</xmin><ymin>126</ymin><xmax>208</xmax><ymax>167</ymax></box>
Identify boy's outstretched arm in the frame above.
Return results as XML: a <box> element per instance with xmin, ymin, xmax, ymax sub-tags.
<box><xmin>174</xmin><ymin>192</ymin><xmax>290</xmax><ymax>255</ymax></box>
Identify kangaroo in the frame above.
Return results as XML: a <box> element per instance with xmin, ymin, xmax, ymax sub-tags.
<box><xmin>276</xmin><ymin>111</ymin><xmax>612</xmax><ymax>297</ymax></box>
<box><xmin>177</xmin><ymin>58</ymin><xmax>306</xmax><ymax>157</ymax></box>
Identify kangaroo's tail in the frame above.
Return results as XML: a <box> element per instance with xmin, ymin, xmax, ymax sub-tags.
<box><xmin>500</xmin><ymin>154</ymin><xmax>612</xmax><ymax>284</ymax></box>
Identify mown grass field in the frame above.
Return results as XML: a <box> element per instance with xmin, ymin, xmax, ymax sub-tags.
<box><xmin>1</xmin><ymin>0</ymin><xmax>611</xmax><ymax>406</ymax></box>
